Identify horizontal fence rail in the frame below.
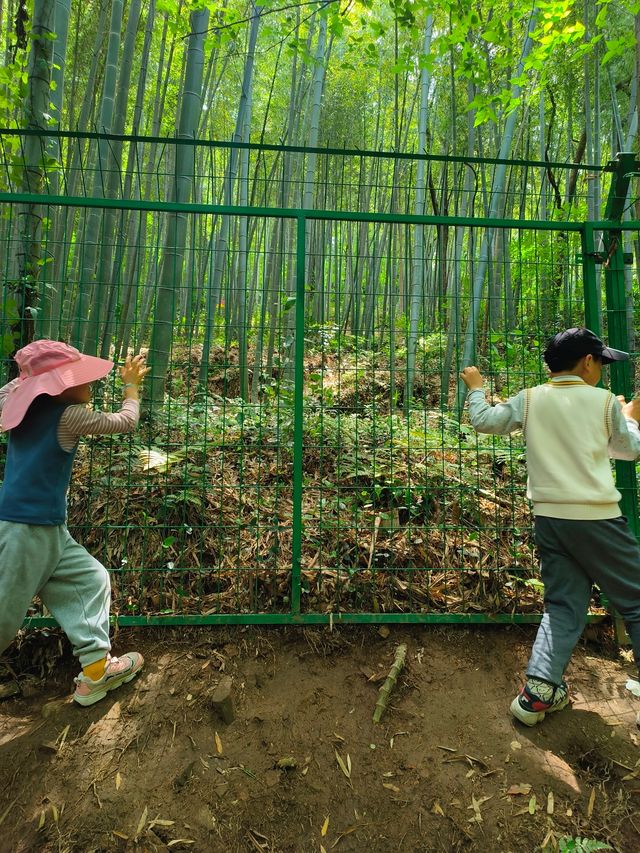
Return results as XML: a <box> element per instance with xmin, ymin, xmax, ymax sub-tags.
<box><xmin>0</xmin><ymin>129</ymin><xmax>611</xmax><ymax>223</ymax></box>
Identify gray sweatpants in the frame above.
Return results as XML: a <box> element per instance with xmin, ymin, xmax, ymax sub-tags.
<box><xmin>527</xmin><ymin>515</ymin><xmax>640</xmax><ymax>685</ymax></box>
<box><xmin>0</xmin><ymin>521</ymin><xmax>111</xmax><ymax>667</ymax></box>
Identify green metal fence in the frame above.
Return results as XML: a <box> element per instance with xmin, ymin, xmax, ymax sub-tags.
<box><xmin>1</xmin><ymin>131</ymin><xmax>638</xmax><ymax>627</ymax></box>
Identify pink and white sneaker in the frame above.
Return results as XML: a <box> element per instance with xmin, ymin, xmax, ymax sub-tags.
<box><xmin>73</xmin><ymin>652</ymin><xmax>144</xmax><ymax>706</ymax></box>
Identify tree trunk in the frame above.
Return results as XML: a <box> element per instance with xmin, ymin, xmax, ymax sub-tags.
<box><xmin>7</xmin><ymin>0</ymin><xmax>55</xmax><ymax>364</ymax></box>
<box><xmin>404</xmin><ymin>13</ymin><xmax>433</xmax><ymax>415</ymax></box>
<box><xmin>82</xmin><ymin>0</ymin><xmax>142</xmax><ymax>357</ymax></box>
<box><xmin>112</xmin><ymin>0</ymin><xmax>156</xmax><ymax>359</ymax></box>
<box><xmin>456</xmin><ymin>7</ymin><xmax>538</xmax><ymax>411</ymax></box>
<box><xmin>147</xmin><ymin>6</ymin><xmax>209</xmax><ymax>410</ymax></box>
<box><xmin>48</xmin><ymin>0</ymin><xmax>107</xmax><ymax>338</ymax></box>
<box><xmin>74</xmin><ymin>0</ymin><xmax>124</xmax><ymax>349</ymax></box>
<box><xmin>199</xmin><ymin>4</ymin><xmax>261</xmax><ymax>387</ymax></box>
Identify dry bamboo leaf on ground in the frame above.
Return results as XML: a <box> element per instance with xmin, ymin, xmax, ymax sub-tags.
<box><xmin>57</xmin><ymin>724</ymin><xmax>70</xmax><ymax>749</ymax></box>
<box><xmin>0</xmin><ymin>799</ymin><xmax>16</xmax><ymax>828</ymax></box>
<box><xmin>540</xmin><ymin>828</ymin><xmax>556</xmax><ymax>850</ymax></box>
<box><xmin>330</xmin><ymin>824</ymin><xmax>368</xmax><ymax>848</ymax></box>
<box><xmin>467</xmin><ymin>794</ymin><xmax>491</xmax><ymax>823</ymax></box>
<box><xmin>149</xmin><ymin>818</ymin><xmax>176</xmax><ymax>829</ymax></box>
<box><xmin>134</xmin><ymin>805</ymin><xmax>148</xmax><ymax>841</ymax></box>
<box><xmin>321</xmin><ymin>816</ymin><xmax>329</xmax><ymax>837</ymax></box>
<box><xmin>443</xmin><ymin>752</ymin><xmax>489</xmax><ymax>770</ymax></box>
<box><xmin>507</xmin><ymin>784</ymin><xmax>532</xmax><ymax>796</ymax></box>
<box><xmin>335</xmin><ymin>751</ymin><xmax>352</xmax><ymax>786</ymax></box>
<box><xmin>587</xmin><ymin>787</ymin><xmax>596</xmax><ymax>818</ymax></box>
<box><xmin>246</xmin><ymin>829</ymin><xmax>270</xmax><ymax>851</ymax></box>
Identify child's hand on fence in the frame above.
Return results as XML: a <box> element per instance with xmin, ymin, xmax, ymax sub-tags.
<box><xmin>460</xmin><ymin>366</ymin><xmax>484</xmax><ymax>391</ymax></box>
<box><xmin>121</xmin><ymin>354</ymin><xmax>150</xmax><ymax>396</ymax></box>
<box><xmin>622</xmin><ymin>397</ymin><xmax>640</xmax><ymax>423</ymax></box>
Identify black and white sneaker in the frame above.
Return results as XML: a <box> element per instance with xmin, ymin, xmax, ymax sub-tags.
<box><xmin>510</xmin><ymin>677</ymin><xmax>570</xmax><ymax>726</ymax></box>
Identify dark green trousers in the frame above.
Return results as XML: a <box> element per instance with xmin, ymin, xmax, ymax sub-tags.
<box><xmin>527</xmin><ymin>515</ymin><xmax>640</xmax><ymax>685</ymax></box>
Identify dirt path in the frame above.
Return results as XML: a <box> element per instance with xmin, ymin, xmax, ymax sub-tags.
<box><xmin>1</xmin><ymin>626</ymin><xmax>638</xmax><ymax>852</ymax></box>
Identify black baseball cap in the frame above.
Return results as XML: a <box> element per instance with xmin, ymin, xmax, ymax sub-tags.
<box><xmin>543</xmin><ymin>327</ymin><xmax>629</xmax><ymax>371</ymax></box>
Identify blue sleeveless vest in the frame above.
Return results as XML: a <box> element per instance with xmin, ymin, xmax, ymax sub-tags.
<box><xmin>0</xmin><ymin>396</ymin><xmax>78</xmax><ymax>525</ymax></box>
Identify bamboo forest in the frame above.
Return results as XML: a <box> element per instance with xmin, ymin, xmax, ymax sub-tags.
<box><xmin>4</xmin><ymin>3</ymin><xmax>640</xmax><ymax>853</ymax></box>
<box><xmin>1</xmin><ymin>0</ymin><xmax>640</xmax><ymax>625</ymax></box>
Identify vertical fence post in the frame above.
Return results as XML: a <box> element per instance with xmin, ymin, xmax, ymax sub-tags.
<box><xmin>602</xmin><ymin>153</ymin><xmax>640</xmax><ymax>539</ymax></box>
<box><xmin>581</xmin><ymin>224</ymin><xmax>599</xmax><ymax>333</ymax></box>
<box><xmin>596</xmin><ymin>153</ymin><xmax>640</xmax><ymax>645</ymax></box>
<box><xmin>291</xmin><ymin>215</ymin><xmax>306</xmax><ymax>618</ymax></box>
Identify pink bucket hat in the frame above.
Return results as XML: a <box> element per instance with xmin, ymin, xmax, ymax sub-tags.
<box><xmin>1</xmin><ymin>340</ymin><xmax>113</xmax><ymax>431</ymax></box>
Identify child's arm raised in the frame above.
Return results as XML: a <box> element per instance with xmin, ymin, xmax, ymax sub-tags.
<box><xmin>609</xmin><ymin>396</ymin><xmax>640</xmax><ymax>460</ymax></box>
<box><xmin>58</xmin><ymin>354</ymin><xmax>150</xmax><ymax>450</ymax></box>
<box><xmin>120</xmin><ymin>354</ymin><xmax>149</xmax><ymax>402</ymax></box>
<box><xmin>460</xmin><ymin>366</ymin><xmax>525</xmax><ymax>435</ymax></box>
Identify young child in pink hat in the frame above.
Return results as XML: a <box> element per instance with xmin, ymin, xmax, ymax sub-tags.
<box><xmin>0</xmin><ymin>340</ymin><xmax>150</xmax><ymax>706</ymax></box>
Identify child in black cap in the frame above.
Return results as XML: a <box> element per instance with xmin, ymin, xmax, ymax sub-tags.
<box><xmin>460</xmin><ymin>328</ymin><xmax>640</xmax><ymax>725</ymax></box>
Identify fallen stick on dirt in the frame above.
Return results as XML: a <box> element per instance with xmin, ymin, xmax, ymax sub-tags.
<box><xmin>373</xmin><ymin>644</ymin><xmax>407</xmax><ymax>723</ymax></box>
<box><xmin>448</xmin><ymin>474</ymin><xmax>515</xmax><ymax>511</ymax></box>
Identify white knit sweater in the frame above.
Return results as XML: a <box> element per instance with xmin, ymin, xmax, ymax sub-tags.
<box><xmin>467</xmin><ymin>376</ymin><xmax>640</xmax><ymax>520</ymax></box>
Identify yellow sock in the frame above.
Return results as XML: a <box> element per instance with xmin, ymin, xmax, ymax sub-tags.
<box><xmin>83</xmin><ymin>658</ymin><xmax>107</xmax><ymax>681</ymax></box>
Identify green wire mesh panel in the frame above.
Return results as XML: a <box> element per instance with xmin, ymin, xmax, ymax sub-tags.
<box><xmin>300</xmin><ymin>218</ymin><xmax>587</xmax><ymax>618</ymax></box>
<box><xmin>71</xmin><ymin>210</ymin><xmax>299</xmax><ymax>620</ymax></box>
<box><xmin>75</xmin><ymin>227</ymin><xmax>280</xmax><ymax>618</ymax></box>
<box><xmin>0</xmin><ymin>130</ymin><xmax>636</xmax><ymax>625</ymax></box>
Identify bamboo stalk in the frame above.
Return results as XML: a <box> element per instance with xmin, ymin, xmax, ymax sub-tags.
<box><xmin>373</xmin><ymin>643</ymin><xmax>407</xmax><ymax>724</ymax></box>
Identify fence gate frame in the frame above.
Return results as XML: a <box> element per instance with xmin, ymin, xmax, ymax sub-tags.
<box><xmin>1</xmin><ymin>138</ymin><xmax>638</xmax><ymax>630</ymax></box>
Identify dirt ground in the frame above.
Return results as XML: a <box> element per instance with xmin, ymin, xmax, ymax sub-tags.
<box><xmin>0</xmin><ymin>625</ymin><xmax>639</xmax><ymax>853</ymax></box>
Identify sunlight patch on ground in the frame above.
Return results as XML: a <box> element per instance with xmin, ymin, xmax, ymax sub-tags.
<box><xmin>0</xmin><ymin>716</ymin><xmax>37</xmax><ymax>747</ymax></box>
<box><xmin>83</xmin><ymin>700</ymin><xmax>123</xmax><ymax>745</ymax></box>
<box><xmin>529</xmin><ymin>748</ymin><xmax>582</xmax><ymax>794</ymax></box>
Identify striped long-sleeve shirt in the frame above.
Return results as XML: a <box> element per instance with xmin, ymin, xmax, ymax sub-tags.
<box><xmin>0</xmin><ymin>379</ymin><xmax>139</xmax><ymax>451</ymax></box>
